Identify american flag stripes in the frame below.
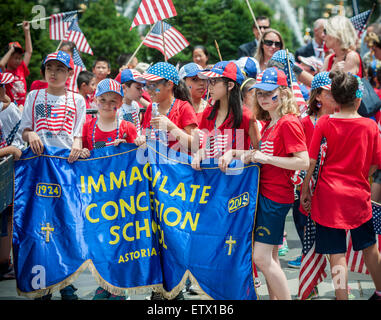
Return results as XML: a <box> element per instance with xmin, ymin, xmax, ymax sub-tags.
<box><xmin>143</xmin><ymin>21</ymin><xmax>189</xmax><ymax>59</ymax></box>
<box><xmin>298</xmin><ymin>137</ymin><xmax>328</xmax><ymax>300</ymax></box>
<box><xmin>130</xmin><ymin>0</ymin><xmax>177</xmax><ymax>30</ymax></box>
<box><xmin>34</xmin><ymin>95</ymin><xmax>76</xmax><ymax>135</ymax></box>
<box><xmin>0</xmin><ymin>73</ymin><xmax>15</xmax><ymax>85</ymax></box>
<box><xmin>63</xmin><ymin>18</ymin><xmax>93</xmax><ymax>55</ymax></box>
<box><xmin>67</xmin><ymin>48</ymin><xmax>86</xmax><ymax>93</ymax></box>
<box><xmin>49</xmin><ymin>10</ymin><xmax>78</xmax><ymax>41</ymax></box>
<box><xmin>350</xmin><ymin>9</ymin><xmax>373</xmax><ymax>39</ymax></box>
<box><xmin>346</xmin><ymin>202</ymin><xmax>381</xmax><ymax>274</ymax></box>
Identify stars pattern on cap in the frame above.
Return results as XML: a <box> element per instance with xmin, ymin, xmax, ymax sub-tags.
<box><xmin>311</xmin><ymin>72</ymin><xmax>332</xmax><ymax>91</ymax></box>
<box><xmin>146</xmin><ymin>62</ymin><xmax>179</xmax><ymax>85</ymax></box>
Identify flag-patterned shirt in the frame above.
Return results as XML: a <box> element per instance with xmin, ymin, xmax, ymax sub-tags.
<box><xmin>20</xmin><ymin>89</ymin><xmax>86</xmax><ymax>150</ymax></box>
<box><xmin>117</xmin><ymin>101</ymin><xmax>141</xmax><ymax>135</ymax></box>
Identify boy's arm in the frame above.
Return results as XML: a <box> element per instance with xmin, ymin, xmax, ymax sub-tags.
<box><xmin>68</xmin><ymin>136</ymin><xmax>82</xmax><ymax>163</ymax></box>
<box><xmin>68</xmin><ymin>95</ymin><xmax>86</xmax><ymax>163</ymax></box>
<box><xmin>22</xmin><ymin>21</ymin><xmax>33</xmax><ymax>67</ymax></box>
<box><xmin>0</xmin><ymin>145</ymin><xmax>22</xmax><ymax>160</ymax></box>
<box><xmin>0</xmin><ymin>46</ymin><xmax>15</xmax><ymax>70</ymax></box>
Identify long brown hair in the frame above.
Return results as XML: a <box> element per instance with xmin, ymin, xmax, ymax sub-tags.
<box><xmin>255</xmin><ymin>29</ymin><xmax>285</xmax><ymax>67</ymax></box>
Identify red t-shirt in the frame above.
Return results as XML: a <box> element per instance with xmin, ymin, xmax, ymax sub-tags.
<box><xmin>309</xmin><ymin>115</ymin><xmax>381</xmax><ymax>229</ymax></box>
<box><xmin>260</xmin><ymin>114</ymin><xmax>307</xmax><ymax>204</ymax></box>
<box><xmin>5</xmin><ymin>61</ymin><xmax>30</xmax><ymax>106</ymax></box>
<box><xmin>30</xmin><ymin>80</ymin><xmax>48</xmax><ymax>91</ymax></box>
<box><xmin>300</xmin><ymin>115</ymin><xmax>315</xmax><ymax>148</ymax></box>
<box><xmin>198</xmin><ymin>105</ymin><xmax>253</xmax><ymax>155</ymax></box>
<box><xmin>141</xmin><ymin>99</ymin><xmax>198</xmax><ymax>149</ymax></box>
<box><xmin>82</xmin><ymin>117</ymin><xmax>138</xmax><ymax>151</ymax></box>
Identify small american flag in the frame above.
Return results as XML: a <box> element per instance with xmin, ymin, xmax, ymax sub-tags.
<box><xmin>49</xmin><ymin>10</ymin><xmax>78</xmax><ymax>41</ymax></box>
<box><xmin>298</xmin><ymin>137</ymin><xmax>328</xmax><ymax>300</ymax></box>
<box><xmin>143</xmin><ymin>21</ymin><xmax>189</xmax><ymax>59</ymax></box>
<box><xmin>68</xmin><ymin>47</ymin><xmax>86</xmax><ymax>93</ymax></box>
<box><xmin>350</xmin><ymin>9</ymin><xmax>372</xmax><ymax>39</ymax></box>
<box><xmin>130</xmin><ymin>0</ymin><xmax>177</xmax><ymax>30</ymax></box>
<box><xmin>346</xmin><ymin>201</ymin><xmax>381</xmax><ymax>274</ymax></box>
<box><xmin>63</xmin><ymin>18</ymin><xmax>93</xmax><ymax>55</ymax></box>
<box><xmin>198</xmin><ymin>129</ymin><xmax>230</xmax><ymax>158</ymax></box>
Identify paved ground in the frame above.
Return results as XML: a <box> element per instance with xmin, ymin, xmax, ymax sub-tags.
<box><xmin>0</xmin><ymin>211</ymin><xmax>376</xmax><ymax>300</ymax></box>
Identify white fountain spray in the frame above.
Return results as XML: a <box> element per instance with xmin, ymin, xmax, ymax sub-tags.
<box><xmin>278</xmin><ymin>0</ymin><xmax>305</xmax><ymax>46</ymax></box>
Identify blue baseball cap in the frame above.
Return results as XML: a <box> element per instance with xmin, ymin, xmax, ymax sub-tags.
<box><xmin>120</xmin><ymin>69</ymin><xmax>145</xmax><ymax>84</ymax></box>
<box><xmin>198</xmin><ymin>61</ymin><xmax>245</xmax><ymax>85</ymax></box>
<box><xmin>311</xmin><ymin>72</ymin><xmax>332</xmax><ymax>91</ymax></box>
<box><xmin>178</xmin><ymin>63</ymin><xmax>204</xmax><ymax>80</ymax></box>
<box><xmin>251</xmin><ymin>67</ymin><xmax>288</xmax><ymax>91</ymax></box>
<box><xmin>235</xmin><ymin>57</ymin><xmax>259</xmax><ymax>79</ymax></box>
<box><xmin>139</xmin><ymin>62</ymin><xmax>179</xmax><ymax>85</ymax></box>
<box><xmin>43</xmin><ymin>51</ymin><xmax>72</xmax><ymax>69</ymax></box>
<box><xmin>95</xmin><ymin>78</ymin><xmax>124</xmax><ymax>97</ymax></box>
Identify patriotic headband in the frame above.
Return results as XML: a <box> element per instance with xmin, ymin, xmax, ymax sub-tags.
<box><xmin>311</xmin><ymin>72</ymin><xmax>332</xmax><ymax>91</ymax></box>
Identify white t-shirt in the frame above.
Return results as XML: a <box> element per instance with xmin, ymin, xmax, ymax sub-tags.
<box><xmin>0</xmin><ymin>102</ymin><xmax>24</xmax><ymax>150</ymax></box>
<box><xmin>20</xmin><ymin>89</ymin><xmax>86</xmax><ymax>150</ymax></box>
<box><xmin>117</xmin><ymin>101</ymin><xmax>141</xmax><ymax>134</ymax></box>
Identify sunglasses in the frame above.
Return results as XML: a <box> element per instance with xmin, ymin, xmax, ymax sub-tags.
<box><xmin>256</xmin><ymin>25</ymin><xmax>270</xmax><ymax>30</ymax></box>
<box><xmin>263</xmin><ymin>40</ymin><xmax>282</xmax><ymax>48</ymax></box>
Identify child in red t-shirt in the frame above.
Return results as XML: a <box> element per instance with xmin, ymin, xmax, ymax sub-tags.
<box><xmin>81</xmin><ymin>79</ymin><xmax>138</xmax><ymax>157</ymax></box>
<box><xmin>301</xmin><ymin>71</ymin><xmax>381</xmax><ymax>300</ymax></box>
<box><xmin>77</xmin><ymin>70</ymin><xmax>96</xmax><ymax>124</ymax></box>
<box><xmin>190</xmin><ymin>61</ymin><xmax>260</xmax><ymax>170</ymax></box>
<box><xmin>0</xmin><ymin>22</ymin><xmax>32</xmax><ymax>108</ymax></box>
<box><xmin>242</xmin><ymin>67</ymin><xmax>309</xmax><ymax>300</ymax></box>
<box><xmin>135</xmin><ymin>62</ymin><xmax>198</xmax><ymax>153</ymax></box>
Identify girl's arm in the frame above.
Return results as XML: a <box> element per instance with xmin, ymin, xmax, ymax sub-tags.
<box><xmin>300</xmin><ymin>158</ymin><xmax>317</xmax><ymax>213</ymax></box>
<box><xmin>252</xmin><ymin>150</ymin><xmax>310</xmax><ymax>171</ymax></box>
<box><xmin>248</xmin><ymin>120</ymin><xmax>261</xmax><ymax>150</ymax></box>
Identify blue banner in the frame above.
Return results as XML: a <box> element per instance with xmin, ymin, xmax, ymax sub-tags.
<box><xmin>13</xmin><ymin>142</ymin><xmax>259</xmax><ymax>300</ymax></box>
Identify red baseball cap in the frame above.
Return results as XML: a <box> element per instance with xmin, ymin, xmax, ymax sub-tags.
<box><xmin>9</xmin><ymin>41</ymin><xmax>24</xmax><ymax>53</ymax></box>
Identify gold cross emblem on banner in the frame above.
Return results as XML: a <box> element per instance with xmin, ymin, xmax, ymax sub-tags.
<box><xmin>41</xmin><ymin>223</ymin><xmax>54</xmax><ymax>243</ymax></box>
<box><xmin>225</xmin><ymin>236</ymin><xmax>236</xmax><ymax>256</ymax></box>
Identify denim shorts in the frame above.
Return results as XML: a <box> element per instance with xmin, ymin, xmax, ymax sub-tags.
<box><xmin>315</xmin><ymin>219</ymin><xmax>376</xmax><ymax>254</ymax></box>
<box><xmin>254</xmin><ymin>194</ymin><xmax>292</xmax><ymax>245</ymax></box>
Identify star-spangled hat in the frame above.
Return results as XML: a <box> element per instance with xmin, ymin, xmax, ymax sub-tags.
<box><xmin>0</xmin><ymin>73</ymin><xmax>15</xmax><ymax>85</ymax></box>
<box><xmin>120</xmin><ymin>69</ymin><xmax>145</xmax><ymax>84</ymax></box>
<box><xmin>43</xmin><ymin>51</ymin><xmax>72</xmax><ymax>69</ymax></box>
<box><xmin>95</xmin><ymin>78</ymin><xmax>124</xmax><ymax>97</ymax></box>
<box><xmin>198</xmin><ymin>61</ymin><xmax>245</xmax><ymax>85</ymax></box>
<box><xmin>235</xmin><ymin>57</ymin><xmax>259</xmax><ymax>79</ymax></box>
<box><xmin>178</xmin><ymin>63</ymin><xmax>204</xmax><ymax>80</ymax></box>
<box><xmin>139</xmin><ymin>62</ymin><xmax>179</xmax><ymax>85</ymax></box>
<box><xmin>311</xmin><ymin>72</ymin><xmax>332</xmax><ymax>91</ymax></box>
<box><xmin>251</xmin><ymin>67</ymin><xmax>288</xmax><ymax>91</ymax></box>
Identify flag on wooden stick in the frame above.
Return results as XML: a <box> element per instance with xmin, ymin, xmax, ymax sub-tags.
<box><xmin>130</xmin><ymin>0</ymin><xmax>177</xmax><ymax>30</ymax></box>
<box><xmin>49</xmin><ymin>10</ymin><xmax>78</xmax><ymax>40</ymax></box>
<box><xmin>63</xmin><ymin>18</ymin><xmax>93</xmax><ymax>55</ymax></box>
<box><xmin>143</xmin><ymin>21</ymin><xmax>189</xmax><ymax>59</ymax></box>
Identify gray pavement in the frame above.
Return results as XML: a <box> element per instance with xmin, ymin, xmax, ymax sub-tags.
<box><xmin>0</xmin><ymin>211</ymin><xmax>376</xmax><ymax>300</ymax></box>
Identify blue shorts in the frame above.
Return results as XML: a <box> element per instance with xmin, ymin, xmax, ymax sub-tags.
<box><xmin>254</xmin><ymin>194</ymin><xmax>292</xmax><ymax>245</ymax></box>
<box><xmin>315</xmin><ymin>219</ymin><xmax>376</xmax><ymax>254</ymax></box>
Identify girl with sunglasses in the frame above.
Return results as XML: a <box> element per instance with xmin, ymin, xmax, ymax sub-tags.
<box><xmin>191</xmin><ymin>61</ymin><xmax>260</xmax><ymax>170</ymax></box>
<box><xmin>255</xmin><ymin>29</ymin><xmax>284</xmax><ymax>72</ymax></box>
<box><xmin>135</xmin><ymin>62</ymin><xmax>198</xmax><ymax>152</ymax></box>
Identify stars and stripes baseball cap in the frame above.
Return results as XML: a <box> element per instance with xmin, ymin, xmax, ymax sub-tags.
<box><xmin>252</xmin><ymin>67</ymin><xmax>288</xmax><ymax>91</ymax></box>
<box><xmin>139</xmin><ymin>62</ymin><xmax>179</xmax><ymax>85</ymax></box>
<box><xmin>311</xmin><ymin>72</ymin><xmax>332</xmax><ymax>91</ymax></box>
<box><xmin>235</xmin><ymin>57</ymin><xmax>259</xmax><ymax>79</ymax></box>
<box><xmin>178</xmin><ymin>63</ymin><xmax>204</xmax><ymax>80</ymax></box>
<box><xmin>0</xmin><ymin>73</ymin><xmax>15</xmax><ymax>85</ymax></box>
<box><xmin>43</xmin><ymin>51</ymin><xmax>72</xmax><ymax>69</ymax></box>
<box><xmin>95</xmin><ymin>78</ymin><xmax>124</xmax><ymax>97</ymax></box>
<box><xmin>120</xmin><ymin>69</ymin><xmax>145</xmax><ymax>84</ymax></box>
<box><xmin>198</xmin><ymin>61</ymin><xmax>245</xmax><ymax>85</ymax></box>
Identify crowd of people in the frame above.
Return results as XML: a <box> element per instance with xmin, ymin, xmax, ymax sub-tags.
<box><xmin>0</xmin><ymin>12</ymin><xmax>381</xmax><ymax>301</ymax></box>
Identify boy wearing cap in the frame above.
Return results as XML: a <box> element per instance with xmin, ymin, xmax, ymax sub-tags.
<box><xmin>0</xmin><ymin>22</ymin><xmax>33</xmax><ymax>108</ymax></box>
<box><xmin>81</xmin><ymin>78</ymin><xmax>138</xmax><ymax>157</ymax></box>
<box><xmin>20</xmin><ymin>51</ymin><xmax>86</xmax><ymax>164</ymax></box>
<box><xmin>117</xmin><ymin>69</ymin><xmax>145</xmax><ymax>134</ymax></box>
